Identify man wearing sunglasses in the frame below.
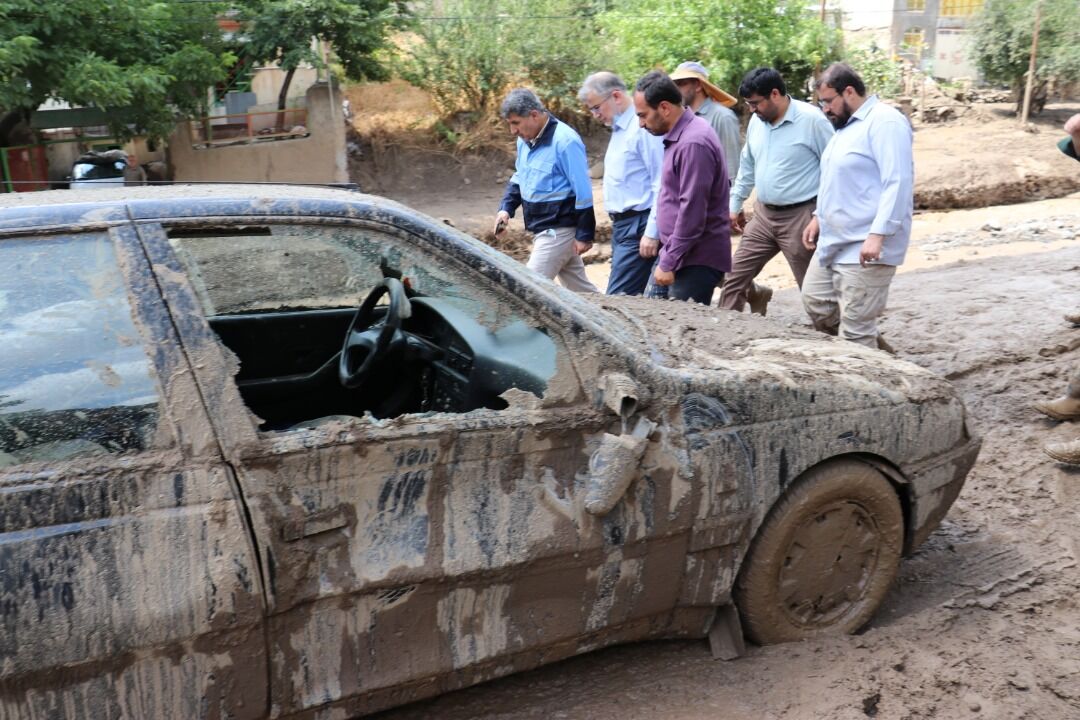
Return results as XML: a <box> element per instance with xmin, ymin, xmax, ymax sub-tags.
<box><xmin>800</xmin><ymin>63</ymin><xmax>913</xmax><ymax>352</ymax></box>
<box><xmin>578</xmin><ymin>72</ymin><xmax>664</xmax><ymax>296</ymax></box>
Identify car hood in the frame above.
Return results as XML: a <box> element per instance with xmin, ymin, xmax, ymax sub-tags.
<box><xmin>589</xmin><ymin>294</ymin><xmax>955</xmax><ymax>406</ymax></box>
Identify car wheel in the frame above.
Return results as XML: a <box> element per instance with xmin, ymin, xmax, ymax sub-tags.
<box><xmin>734</xmin><ymin>459</ymin><xmax>903</xmax><ymax>645</ymax></box>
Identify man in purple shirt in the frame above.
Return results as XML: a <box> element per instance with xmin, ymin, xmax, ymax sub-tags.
<box><xmin>633</xmin><ymin>71</ymin><xmax>731</xmax><ymax>304</ymax></box>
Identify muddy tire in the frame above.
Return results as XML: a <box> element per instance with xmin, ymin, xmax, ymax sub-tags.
<box><xmin>734</xmin><ymin>459</ymin><xmax>903</xmax><ymax>645</ymax></box>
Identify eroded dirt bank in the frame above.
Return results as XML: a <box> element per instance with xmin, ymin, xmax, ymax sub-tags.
<box><xmin>376</xmin><ymin>240</ymin><xmax>1080</xmax><ymax>720</ymax></box>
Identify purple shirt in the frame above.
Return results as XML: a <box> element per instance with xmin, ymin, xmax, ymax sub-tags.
<box><xmin>655</xmin><ymin>110</ymin><xmax>732</xmax><ymax>273</ymax></box>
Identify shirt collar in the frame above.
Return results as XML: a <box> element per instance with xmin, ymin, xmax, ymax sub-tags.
<box><xmin>527</xmin><ymin>113</ymin><xmax>556</xmax><ymax>148</ymax></box>
<box><xmin>842</xmin><ymin>94</ymin><xmax>879</xmax><ymax>129</ymax></box>
<box><xmin>772</xmin><ymin>96</ymin><xmax>796</xmax><ymax>127</ymax></box>
<box><xmin>614</xmin><ymin>102</ymin><xmax>635</xmax><ymax>131</ymax></box>
<box><xmin>664</xmin><ymin>108</ymin><xmax>694</xmax><ymax>144</ymax></box>
<box><xmin>695</xmin><ymin>97</ymin><xmax>714</xmax><ymax>115</ymax></box>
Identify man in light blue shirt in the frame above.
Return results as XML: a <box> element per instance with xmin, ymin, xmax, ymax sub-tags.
<box><xmin>801</xmin><ymin>63</ymin><xmax>913</xmax><ymax>351</ymax></box>
<box><xmin>719</xmin><ymin>67</ymin><xmax>833</xmax><ymax>316</ymax></box>
<box><xmin>579</xmin><ymin>72</ymin><xmax>664</xmax><ymax>295</ymax></box>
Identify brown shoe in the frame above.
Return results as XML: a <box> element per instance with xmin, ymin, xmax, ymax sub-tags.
<box><xmin>747</xmin><ymin>282</ymin><xmax>773</xmax><ymax>316</ymax></box>
<box><xmin>1033</xmin><ymin>395</ymin><xmax>1080</xmax><ymax>421</ymax></box>
<box><xmin>875</xmin><ymin>334</ymin><xmax>896</xmax><ymax>355</ymax></box>
<box><xmin>1065</xmin><ymin>312</ymin><xmax>1080</xmax><ymax>325</ymax></box>
<box><xmin>1044</xmin><ymin>437</ymin><xmax>1080</xmax><ymax>464</ymax></box>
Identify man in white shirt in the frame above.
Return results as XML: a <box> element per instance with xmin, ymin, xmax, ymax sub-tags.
<box><xmin>800</xmin><ymin>63</ymin><xmax>913</xmax><ymax>351</ymax></box>
<box><xmin>579</xmin><ymin>72</ymin><xmax>664</xmax><ymax>295</ymax></box>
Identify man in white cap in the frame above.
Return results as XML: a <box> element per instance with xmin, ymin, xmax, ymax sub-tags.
<box><xmin>669</xmin><ymin>61</ymin><xmax>741</xmax><ymax>182</ymax></box>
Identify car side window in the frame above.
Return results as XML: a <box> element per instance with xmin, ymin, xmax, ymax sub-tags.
<box><xmin>166</xmin><ymin>223</ymin><xmax>569</xmax><ymax>430</ymax></box>
<box><xmin>0</xmin><ymin>232</ymin><xmax>164</xmax><ymax>466</ymax></box>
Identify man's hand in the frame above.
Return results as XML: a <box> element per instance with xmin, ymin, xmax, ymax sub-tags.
<box><xmin>639</xmin><ymin>235</ymin><xmax>659</xmax><ymax>258</ymax></box>
<box><xmin>859</xmin><ymin>233</ymin><xmax>885</xmax><ymax>267</ymax></box>
<box><xmin>493</xmin><ymin>210</ymin><xmax>510</xmax><ymax>237</ymax></box>
<box><xmin>653</xmin><ymin>267</ymin><xmax>675</xmax><ymax>286</ymax></box>
<box><xmin>730</xmin><ymin>210</ymin><xmax>746</xmax><ymax>234</ymax></box>
<box><xmin>574</xmin><ymin>240</ymin><xmax>593</xmax><ymax>256</ymax></box>
<box><xmin>1066</xmin><ymin>113</ymin><xmax>1080</xmax><ymax>154</ymax></box>
<box><xmin>801</xmin><ymin>216</ymin><xmax>819</xmax><ymax>251</ymax></box>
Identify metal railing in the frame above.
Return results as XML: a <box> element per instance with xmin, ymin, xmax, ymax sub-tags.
<box><xmin>190</xmin><ymin>108</ymin><xmax>309</xmax><ymax>147</ymax></box>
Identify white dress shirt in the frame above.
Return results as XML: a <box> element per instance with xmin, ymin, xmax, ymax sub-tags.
<box><xmin>604</xmin><ymin>103</ymin><xmax>665</xmax><ymax>238</ymax></box>
<box><xmin>815</xmin><ymin>95</ymin><xmax>914</xmax><ymax>267</ymax></box>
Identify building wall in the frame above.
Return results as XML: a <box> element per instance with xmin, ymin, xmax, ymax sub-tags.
<box><xmin>834</xmin><ymin>0</ymin><xmax>895</xmax><ymax>48</ymax></box>
<box><xmin>169</xmin><ymin>83</ymin><xmax>347</xmax><ymax>184</ymax></box>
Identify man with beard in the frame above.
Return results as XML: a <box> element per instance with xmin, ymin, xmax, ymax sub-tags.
<box><xmin>633</xmin><ymin>71</ymin><xmax>731</xmax><ymax>304</ymax></box>
<box><xmin>800</xmin><ymin>63</ymin><xmax>913</xmax><ymax>351</ymax></box>
<box><xmin>719</xmin><ymin>67</ymin><xmax>833</xmax><ymax>317</ymax></box>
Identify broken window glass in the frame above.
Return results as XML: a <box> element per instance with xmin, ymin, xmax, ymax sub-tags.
<box><xmin>166</xmin><ymin>223</ymin><xmax>562</xmax><ymax>428</ymax></box>
<box><xmin>0</xmin><ymin>233</ymin><xmax>162</xmax><ymax>466</ymax></box>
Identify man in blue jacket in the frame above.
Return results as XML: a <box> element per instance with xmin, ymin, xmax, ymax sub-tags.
<box><xmin>494</xmin><ymin>88</ymin><xmax>598</xmax><ymax>293</ymax></box>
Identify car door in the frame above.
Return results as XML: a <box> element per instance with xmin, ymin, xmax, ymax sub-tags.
<box><xmin>0</xmin><ymin>222</ymin><xmax>266</xmax><ymax>719</ymax></box>
<box><xmin>140</xmin><ymin>213</ymin><xmax>691</xmax><ymax>717</ymax></box>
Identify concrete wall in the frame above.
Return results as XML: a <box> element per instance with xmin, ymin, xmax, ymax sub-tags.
<box><xmin>251</xmin><ymin>65</ymin><xmax>320</xmax><ymax>108</ymax></box>
<box><xmin>170</xmin><ymin>83</ymin><xmax>348</xmax><ymax>184</ymax></box>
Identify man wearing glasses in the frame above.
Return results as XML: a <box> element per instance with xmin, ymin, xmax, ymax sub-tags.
<box><xmin>719</xmin><ymin>67</ymin><xmax>834</xmax><ymax>317</ymax></box>
<box><xmin>578</xmin><ymin>72</ymin><xmax>664</xmax><ymax>295</ymax></box>
<box><xmin>800</xmin><ymin>63</ymin><xmax>913</xmax><ymax>351</ymax></box>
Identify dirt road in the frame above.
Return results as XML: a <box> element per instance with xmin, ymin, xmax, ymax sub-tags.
<box><xmin>376</xmin><ymin>225</ymin><xmax>1080</xmax><ymax>720</ymax></box>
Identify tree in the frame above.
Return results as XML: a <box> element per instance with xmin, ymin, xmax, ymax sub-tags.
<box><xmin>969</xmin><ymin>0</ymin><xmax>1080</xmax><ymax>114</ymax></box>
<box><xmin>0</xmin><ymin>0</ymin><xmax>234</xmax><ymax>143</ymax></box>
<box><xmin>239</xmin><ymin>0</ymin><xmax>408</xmax><ymax>121</ymax></box>
<box><xmin>398</xmin><ymin>0</ymin><xmax>602</xmax><ymax>117</ymax></box>
<box><xmin>598</xmin><ymin>0</ymin><xmax>842</xmax><ymax>101</ymax></box>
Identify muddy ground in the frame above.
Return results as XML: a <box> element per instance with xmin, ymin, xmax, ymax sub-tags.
<box><xmin>346</xmin><ymin>87</ymin><xmax>1080</xmax><ymax>719</ymax></box>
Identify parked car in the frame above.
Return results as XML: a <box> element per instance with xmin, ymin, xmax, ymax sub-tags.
<box><xmin>0</xmin><ymin>186</ymin><xmax>980</xmax><ymax>719</ymax></box>
<box><xmin>68</xmin><ymin>149</ymin><xmax>129</xmax><ymax>189</ymax></box>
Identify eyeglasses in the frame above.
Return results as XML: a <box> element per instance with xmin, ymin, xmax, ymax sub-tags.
<box><xmin>746</xmin><ymin>98</ymin><xmax>766</xmax><ymax>109</ymax></box>
<box><xmin>588</xmin><ymin>94</ymin><xmax>613</xmax><ymax>115</ymax></box>
<box><xmin>817</xmin><ymin>93</ymin><xmax>840</xmax><ymax>108</ymax></box>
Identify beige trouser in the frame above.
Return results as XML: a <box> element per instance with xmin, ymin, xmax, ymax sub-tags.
<box><xmin>527</xmin><ymin>226</ymin><xmax>598</xmax><ymax>293</ymax></box>
<box><xmin>802</xmin><ymin>261</ymin><xmax>896</xmax><ymax>348</ymax></box>
<box><xmin>719</xmin><ymin>199</ymin><xmax>816</xmax><ymax>311</ymax></box>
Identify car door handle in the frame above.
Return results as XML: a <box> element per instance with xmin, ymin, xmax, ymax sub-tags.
<box><xmin>282</xmin><ymin>505</ymin><xmax>351</xmax><ymax>542</ymax></box>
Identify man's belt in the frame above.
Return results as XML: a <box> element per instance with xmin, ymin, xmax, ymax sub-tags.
<box><xmin>609</xmin><ymin>207</ymin><xmax>650</xmax><ymax>223</ymax></box>
<box><xmin>762</xmin><ymin>197</ymin><xmax>816</xmax><ymax>211</ymax></box>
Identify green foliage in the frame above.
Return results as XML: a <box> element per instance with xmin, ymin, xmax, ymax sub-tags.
<box><xmin>398</xmin><ymin>0</ymin><xmax>602</xmax><ymax>116</ymax></box>
<box><xmin>0</xmin><ymin>0</ymin><xmax>234</xmax><ymax>142</ymax></box>
<box><xmin>844</xmin><ymin>43</ymin><xmax>902</xmax><ymax>98</ymax></box>
<box><xmin>598</xmin><ymin>0</ymin><xmax>842</xmax><ymax>101</ymax></box>
<box><xmin>239</xmin><ymin>0</ymin><xmax>408</xmax><ymax>89</ymax></box>
<box><xmin>969</xmin><ymin>0</ymin><xmax>1080</xmax><ymax>88</ymax></box>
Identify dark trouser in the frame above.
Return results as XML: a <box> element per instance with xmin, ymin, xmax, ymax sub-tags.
<box><xmin>606</xmin><ymin>212</ymin><xmax>653</xmax><ymax>296</ymax></box>
<box><xmin>719</xmin><ymin>199</ymin><xmax>816</xmax><ymax>311</ymax></box>
<box><xmin>668</xmin><ymin>265</ymin><xmax>724</xmax><ymax>305</ymax></box>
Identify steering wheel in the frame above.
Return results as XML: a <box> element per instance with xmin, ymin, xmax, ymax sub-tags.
<box><xmin>339</xmin><ymin>277</ymin><xmax>411</xmax><ymax>389</ymax></box>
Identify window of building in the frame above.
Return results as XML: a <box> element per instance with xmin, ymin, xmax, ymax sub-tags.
<box><xmin>903</xmin><ymin>27</ymin><xmax>926</xmax><ymax>52</ymax></box>
<box><xmin>907</xmin><ymin>0</ymin><xmax>926</xmax><ymax>11</ymax></box>
<box><xmin>940</xmin><ymin>0</ymin><xmax>983</xmax><ymax>17</ymax></box>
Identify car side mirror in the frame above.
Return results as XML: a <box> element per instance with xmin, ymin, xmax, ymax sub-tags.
<box><xmin>601</xmin><ymin>373</ymin><xmax>645</xmax><ymax>420</ymax></box>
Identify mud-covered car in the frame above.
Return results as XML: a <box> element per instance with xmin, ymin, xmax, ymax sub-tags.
<box><xmin>0</xmin><ymin>186</ymin><xmax>979</xmax><ymax>718</ymax></box>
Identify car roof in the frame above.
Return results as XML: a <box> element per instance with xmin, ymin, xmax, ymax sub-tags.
<box><xmin>0</xmin><ymin>183</ymin><xmax>384</xmax><ymax>213</ymax></box>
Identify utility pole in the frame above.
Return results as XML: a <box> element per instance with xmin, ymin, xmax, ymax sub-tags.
<box><xmin>1020</xmin><ymin>1</ymin><xmax>1042</xmax><ymax>125</ymax></box>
